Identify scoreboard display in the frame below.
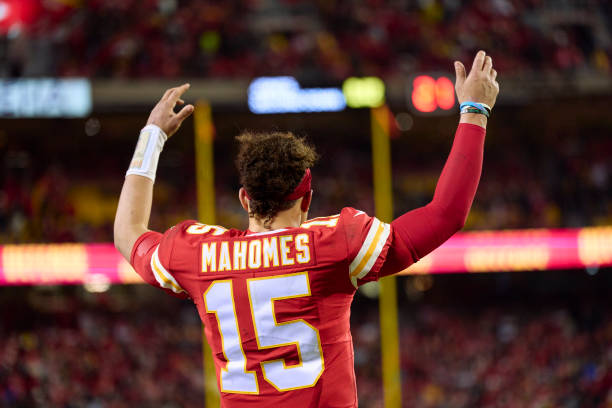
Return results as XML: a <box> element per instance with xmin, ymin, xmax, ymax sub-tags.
<box><xmin>409</xmin><ymin>75</ymin><xmax>456</xmax><ymax>114</ymax></box>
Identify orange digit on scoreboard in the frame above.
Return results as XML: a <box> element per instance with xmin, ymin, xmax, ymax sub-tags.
<box><xmin>411</xmin><ymin>75</ymin><xmax>456</xmax><ymax>113</ymax></box>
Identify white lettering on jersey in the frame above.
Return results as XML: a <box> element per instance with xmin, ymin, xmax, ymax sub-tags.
<box><xmin>199</xmin><ymin>233</ymin><xmax>312</xmax><ymax>273</ymax></box>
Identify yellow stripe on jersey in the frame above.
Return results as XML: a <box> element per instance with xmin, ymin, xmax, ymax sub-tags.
<box><xmin>301</xmin><ymin>215</ymin><xmax>340</xmax><ymax>229</ymax></box>
<box><xmin>150</xmin><ymin>246</ymin><xmax>185</xmax><ymax>294</ymax></box>
<box><xmin>350</xmin><ymin>223</ymin><xmax>385</xmax><ymax>277</ymax></box>
<box><xmin>349</xmin><ymin>218</ymin><xmax>391</xmax><ymax>288</ymax></box>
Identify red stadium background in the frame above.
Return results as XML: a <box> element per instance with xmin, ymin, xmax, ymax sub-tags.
<box><xmin>1</xmin><ymin>1</ymin><xmax>612</xmax><ymax>407</ymax></box>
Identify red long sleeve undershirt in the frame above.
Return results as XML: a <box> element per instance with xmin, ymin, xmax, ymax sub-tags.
<box><xmin>380</xmin><ymin>123</ymin><xmax>486</xmax><ymax>276</ymax></box>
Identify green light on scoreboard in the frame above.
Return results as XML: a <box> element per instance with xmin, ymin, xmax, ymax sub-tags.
<box><xmin>342</xmin><ymin>77</ymin><xmax>386</xmax><ymax>108</ymax></box>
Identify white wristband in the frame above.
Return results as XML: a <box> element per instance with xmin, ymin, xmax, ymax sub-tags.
<box><xmin>126</xmin><ymin>124</ymin><xmax>168</xmax><ymax>181</ymax></box>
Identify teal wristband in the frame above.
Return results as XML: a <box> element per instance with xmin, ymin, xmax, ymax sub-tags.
<box><xmin>460</xmin><ymin>101</ymin><xmax>491</xmax><ymax>117</ymax></box>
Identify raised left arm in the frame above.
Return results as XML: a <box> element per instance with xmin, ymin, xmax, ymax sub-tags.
<box><xmin>379</xmin><ymin>51</ymin><xmax>499</xmax><ymax>275</ymax></box>
<box><xmin>114</xmin><ymin>84</ymin><xmax>194</xmax><ymax>260</ymax></box>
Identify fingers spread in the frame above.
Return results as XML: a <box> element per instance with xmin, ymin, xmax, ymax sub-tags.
<box><xmin>483</xmin><ymin>56</ymin><xmax>493</xmax><ymax>73</ymax></box>
<box><xmin>162</xmin><ymin>83</ymin><xmax>190</xmax><ymax>104</ymax></box>
<box><xmin>472</xmin><ymin>50</ymin><xmax>486</xmax><ymax>72</ymax></box>
<box><xmin>454</xmin><ymin>61</ymin><xmax>466</xmax><ymax>87</ymax></box>
<box><xmin>162</xmin><ymin>88</ymin><xmax>175</xmax><ymax>101</ymax></box>
<box><xmin>173</xmin><ymin>83</ymin><xmax>191</xmax><ymax>100</ymax></box>
<box><xmin>175</xmin><ymin>104</ymin><xmax>195</xmax><ymax>122</ymax></box>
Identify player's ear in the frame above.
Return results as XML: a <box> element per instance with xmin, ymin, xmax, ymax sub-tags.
<box><xmin>238</xmin><ymin>187</ymin><xmax>250</xmax><ymax>212</ymax></box>
<box><xmin>300</xmin><ymin>190</ymin><xmax>313</xmax><ymax>212</ymax></box>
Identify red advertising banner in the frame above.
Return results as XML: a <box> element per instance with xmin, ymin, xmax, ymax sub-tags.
<box><xmin>0</xmin><ymin>227</ymin><xmax>610</xmax><ymax>285</ymax></box>
<box><xmin>401</xmin><ymin>226</ymin><xmax>612</xmax><ymax>275</ymax></box>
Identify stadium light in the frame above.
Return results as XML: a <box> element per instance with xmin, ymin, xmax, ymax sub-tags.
<box><xmin>0</xmin><ymin>79</ymin><xmax>92</xmax><ymax>118</ymax></box>
<box><xmin>247</xmin><ymin>77</ymin><xmax>346</xmax><ymax>114</ymax></box>
<box><xmin>0</xmin><ymin>0</ymin><xmax>41</xmax><ymax>34</ymax></box>
<box><xmin>409</xmin><ymin>75</ymin><xmax>456</xmax><ymax>114</ymax></box>
<box><xmin>0</xmin><ymin>3</ymin><xmax>9</xmax><ymax>22</ymax></box>
<box><xmin>342</xmin><ymin>77</ymin><xmax>385</xmax><ymax>108</ymax></box>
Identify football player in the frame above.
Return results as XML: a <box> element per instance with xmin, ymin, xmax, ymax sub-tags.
<box><xmin>114</xmin><ymin>51</ymin><xmax>498</xmax><ymax>407</ymax></box>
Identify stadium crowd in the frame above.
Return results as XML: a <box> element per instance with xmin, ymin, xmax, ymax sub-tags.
<box><xmin>0</xmin><ymin>292</ymin><xmax>204</xmax><ymax>408</ymax></box>
<box><xmin>353</xmin><ymin>302</ymin><xmax>612</xmax><ymax>407</ymax></box>
<box><xmin>2</xmin><ymin>0</ymin><xmax>612</xmax><ymax>79</ymax></box>
<box><xmin>1</xmin><ymin>122</ymin><xmax>610</xmax><ymax>244</ymax></box>
<box><xmin>1</xmin><ymin>290</ymin><xmax>610</xmax><ymax>407</ymax></box>
<box><xmin>2</xmin><ymin>1</ymin><xmax>612</xmax><ymax>407</ymax></box>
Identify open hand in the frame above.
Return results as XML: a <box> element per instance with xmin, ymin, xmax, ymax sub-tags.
<box><xmin>146</xmin><ymin>83</ymin><xmax>195</xmax><ymax>138</ymax></box>
<box><xmin>454</xmin><ymin>51</ymin><xmax>499</xmax><ymax>109</ymax></box>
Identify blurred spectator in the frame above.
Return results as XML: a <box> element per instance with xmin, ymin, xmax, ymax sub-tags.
<box><xmin>1</xmin><ymin>118</ymin><xmax>610</xmax><ymax>243</ymax></box>
<box><xmin>352</xmin><ymin>303</ymin><xmax>612</xmax><ymax>407</ymax></box>
<box><xmin>1</xmin><ymin>0</ymin><xmax>612</xmax><ymax>79</ymax></box>
<box><xmin>0</xmin><ymin>291</ymin><xmax>204</xmax><ymax>407</ymax></box>
<box><xmin>0</xmin><ymin>288</ymin><xmax>610</xmax><ymax>407</ymax></box>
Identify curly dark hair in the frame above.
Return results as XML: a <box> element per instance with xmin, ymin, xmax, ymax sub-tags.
<box><xmin>235</xmin><ymin>131</ymin><xmax>318</xmax><ymax>227</ymax></box>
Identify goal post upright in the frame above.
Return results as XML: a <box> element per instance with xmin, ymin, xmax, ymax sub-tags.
<box><xmin>370</xmin><ymin>105</ymin><xmax>402</xmax><ymax>408</ymax></box>
<box><xmin>193</xmin><ymin>101</ymin><xmax>220</xmax><ymax>408</ymax></box>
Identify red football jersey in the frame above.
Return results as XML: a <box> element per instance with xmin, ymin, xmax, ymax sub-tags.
<box><xmin>131</xmin><ymin>207</ymin><xmax>393</xmax><ymax>408</ymax></box>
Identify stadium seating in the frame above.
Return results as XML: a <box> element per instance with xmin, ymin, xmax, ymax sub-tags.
<box><xmin>1</xmin><ymin>285</ymin><xmax>610</xmax><ymax>407</ymax></box>
<box><xmin>1</xmin><ymin>114</ymin><xmax>610</xmax><ymax>243</ymax></box>
<box><xmin>2</xmin><ymin>1</ymin><xmax>611</xmax><ymax>406</ymax></box>
<box><xmin>2</xmin><ymin>0</ymin><xmax>611</xmax><ymax>79</ymax></box>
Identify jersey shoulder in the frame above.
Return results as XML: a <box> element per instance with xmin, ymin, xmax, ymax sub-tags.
<box><xmin>172</xmin><ymin>220</ymin><xmax>244</xmax><ymax>243</ymax></box>
<box><xmin>335</xmin><ymin>208</ymin><xmax>392</xmax><ymax>288</ymax></box>
<box><xmin>300</xmin><ymin>207</ymin><xmax>367</xmax><ymax>232</ymax></box>
<box><xmin>298</xmin><ymin>207</ymin><xmax>378</xmax><ymax>266</ymax></box>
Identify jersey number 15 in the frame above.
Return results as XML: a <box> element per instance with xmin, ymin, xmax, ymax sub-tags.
<box><xmin>203</xmin><ymin>272</ymin><xmax>324</xmax><ymax>394</ymax></box>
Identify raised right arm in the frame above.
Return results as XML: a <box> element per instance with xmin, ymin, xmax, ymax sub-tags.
<box><xmin>114</xmin><ymin>84</ymin><xmax>194</xmax><ymax>261</ymax></box>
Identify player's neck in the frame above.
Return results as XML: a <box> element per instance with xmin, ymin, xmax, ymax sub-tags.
<box><xmin>248</xmin><ymin>209</ymin><xmax>306</xmax><ymax>233</ymax></box>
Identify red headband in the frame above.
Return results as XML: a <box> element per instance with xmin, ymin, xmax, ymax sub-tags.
<box><xmin>245</xmin><ymin>169</ymin><xmax>311</xmax><ymax>202</ymax></box>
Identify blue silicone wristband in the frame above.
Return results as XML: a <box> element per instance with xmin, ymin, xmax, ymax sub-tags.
<box><xmin>460</xmin><ymin>102</ymin><xmax>491</xmax><ymax>117</ymax></box>
<box><xmin>460</xmin><ymin>101</ymin><xmax>491</xmax><ymax>112</ymax></box>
